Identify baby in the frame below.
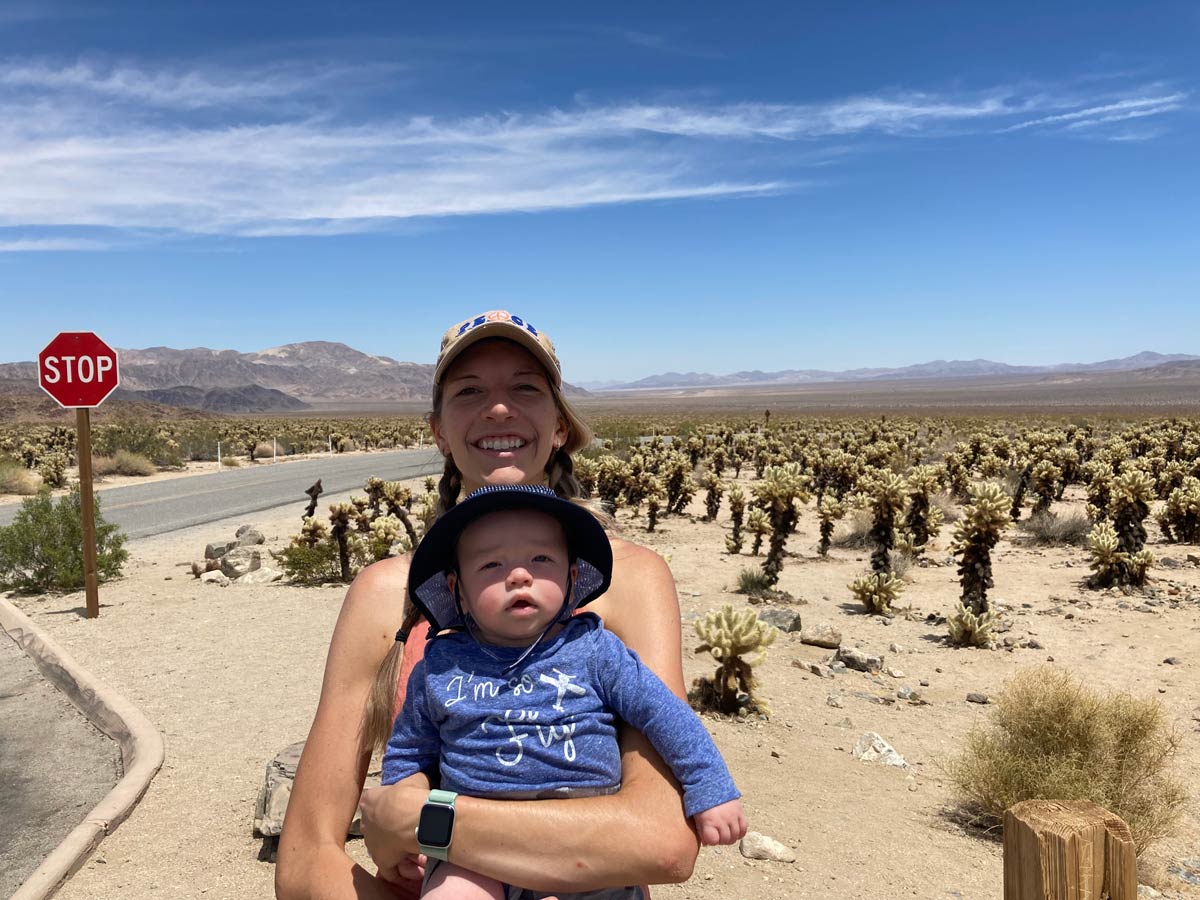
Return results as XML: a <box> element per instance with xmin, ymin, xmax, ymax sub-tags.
<box><xmin>382</xmin><ymin>484</ymin><xmax>747</xmax><ymax>899</ymax></box>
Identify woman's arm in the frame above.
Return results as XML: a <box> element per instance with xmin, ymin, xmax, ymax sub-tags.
<box><xmin>360</xmin><ymin>540</ymin><xmax>699</xmax><ymax>893</ymax></box>
<box><xmin>275</xmin><ymin>556</ymin><xmax>419</xmax><ymax>900</ymax></box>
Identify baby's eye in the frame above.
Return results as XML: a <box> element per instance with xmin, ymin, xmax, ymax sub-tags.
<box><xmin>478</xmin><ymin>560</ymin><xmax>502</xmax><ymax>571</ymax></box>
<box><xmin>532</xmin><ymin>553</ymin><xmax>555</xmax><ymax>563</ymax></box>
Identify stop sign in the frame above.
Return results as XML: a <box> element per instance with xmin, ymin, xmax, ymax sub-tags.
<box><xmin>38</xmin><ymin>332</ymin><xmax>121</xmax><ymax>408</ymax></box>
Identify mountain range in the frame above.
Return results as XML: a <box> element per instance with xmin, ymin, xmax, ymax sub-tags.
<box><xmin>1</xmin><ymin>344</ymin><xmax>1197</xmax><ymax>415</ymax></box>
<box><xmin>578</xmin><ymin>351</ymin><xmax>1200</xmax><ymax>391</ymax></box>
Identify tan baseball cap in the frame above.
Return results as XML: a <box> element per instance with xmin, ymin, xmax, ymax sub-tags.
<box><xmin>435</xmin><ymin>310</ymin><xmax>563</xmax><ymax>387</ymax></box>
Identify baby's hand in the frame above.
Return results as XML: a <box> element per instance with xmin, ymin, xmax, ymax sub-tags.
<box><xmin>693</xmin><ymin>798</ymin><xmax>748</xmax><ymax>846</ymax></box>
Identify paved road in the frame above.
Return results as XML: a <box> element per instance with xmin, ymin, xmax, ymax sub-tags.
<box><xmin>0</xmin><ymin>449</ymin><xmax>445</xmax><ymax>540</ymax></box>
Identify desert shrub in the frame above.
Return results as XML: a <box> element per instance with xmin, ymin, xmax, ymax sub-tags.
<box><xmin>108</xmin><ymin>450</ymin><xmax>156</xmax><ymax>477</ymax></box>
<box><xmin>0</xmin><ymin>489</ymin><xmax>128</xmax><ymax>592</ymax></box>
<box><xmin>831</xmin><ymin>508</ymin><xmax>873</xmax><ymax>549</ymax></box>
<box><xmin>735</xmin><ymin>566</ymin><xmax>771</xmax><ymax>596</ymax></box>
<box><xmin>0</xmin><ymin>456</ymin><xmax>38</xmax><ymax>495</ymax></box>
<box><xmin>253</xmin><ymin>442</ymin><xmax>275</xmax><ymax>460</ymax></box>
<box><xmin>273</xmin><ymin>539</ymin><xmax>344</xmax><ymax>585</ymax></box>
<box><xmin>947</xmin><ymin>667</ymin><xmax>1187</xmax><ymax>856</ymax></box>
<box><xmin>221</xmin><ymin>456</ymin><xmax>241</xmax><ymax>468</ymax></box>
<box><xmin>1017</xmin><ymin>511</ymin><xmax>1091</xmax><ymax>547</ymax></box>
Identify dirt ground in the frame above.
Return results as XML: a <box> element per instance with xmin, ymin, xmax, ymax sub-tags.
<box><xmin>7</xmin><ymin>473</ymin><xmax>1200</xmax><ymax>900</ymax></box>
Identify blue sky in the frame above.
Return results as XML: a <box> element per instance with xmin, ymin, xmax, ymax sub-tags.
<box><xmin>1</xmin><ymin>2</ymin><xmax>1197</xmax><ymax>383</ymax></box>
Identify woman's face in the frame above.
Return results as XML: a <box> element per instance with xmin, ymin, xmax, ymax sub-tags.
<box><xmin>431</xmin><ymin>339</ymin><xmax>569</xmax><ymax>494</ymax></box>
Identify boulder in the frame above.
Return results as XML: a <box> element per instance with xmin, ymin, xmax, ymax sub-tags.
<box><xmin>255</xmin><ymin>740</ymin><xmax>379</xmax><ymax>839</ymax></box>
<box><xmin>200</xmin><ymin>570</ymin><xmax>230</xmax><ymax>587</ymax></box>
<box><xmin>800</xmin><ymin>623</ymin><xmax>842</xmax><ymax>649</ymax></box>
<box><xmin>205</xmin><ymin>541</ymin><xmax>236</xmax><ymax>560</ymax></box>
<box><xmin>739</xmin><ymin>831</ymin><xmax>796</xmax><ymax>863</ymax></box>
<box><xmin>836</xmin><ymin>646</ymin><xmax>883</xmax><ymax>673</ymax></box>
<box><xmin>851</xmin><ymin>732</ymin><xmax>907</xmax><ymax>768</ymax></box>
<box><xmin>758</xmin><ymin>608</ymin><xmax>802</xmax><ymax>632</ymax></box>
<box><xmin>236</xmin><ymin>525</ymin><xmax>266</xmax><ymax>546</ymax></box>
<box><xmin>220</xmin><ymin>546</ymin><xmax>262</xmax><ymax>579</ymax></box>
<box><xmin>238</xmin><ymin>566</ymin><xmax>284</xmax><ymax>585</ymax></box>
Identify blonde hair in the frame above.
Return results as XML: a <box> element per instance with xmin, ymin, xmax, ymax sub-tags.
<box><xmin>358</xmin><ymin>342</ymin><xmax>594</xmax><ymax>757</ymax></box>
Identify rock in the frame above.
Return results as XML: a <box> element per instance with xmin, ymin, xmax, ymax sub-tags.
<box><xmin>884</xmin><ymin>667</ymin><xmax>905</xmax><ymax>679</ymax></box>
<box><xmin>1027</xmin><ymin>638</ymin><xmax>1044</xmax><ymax>650</ymax></box>
<box><xmin>800</xmin><ymin>623</ymin><xmax>842</xmax><ymax>649</ymax></box>
<box><xmin>200</xmin><ymin>570</ymin><xmax>230</xmax><ymax>586</ymax></box>
<box><xmin>758</xmin><ymin>607</ymin><xmax>803</xmax><ymax>633</ymax></box>
<box><xmin>826</xmin><ymin>693</ymin><xmax>843</xmax><ymax>708</ymax></box>
<box><xmin>829</xmin><ymin>661</ymin><xmax>848</xmax><ymax>674</ymax></box>
<box><xmin>801</xmin><ymin>661</ymin><xmax>834</xmax><ymax>679</ymax></box>
<box><xmin>888</xmin><ymin>642</ymin><xmax>905</xmax><ymax>654</ymax></box>
<box><xmin>897</xmin><ymin>686</ymin><xmax>918</xmax><ymax>701</ymax></box>
<box><xmin>919</xmin><ymin>679</ymin><xmax>930</xmax><ymax>687</ymax></box>
<box><xmin>836</xmin><ymin>647</ymin><xmax>883</xmax><ymax>673</ymax></box>
<box><xmin>237</xmin><ymin>566</ymin><xmax>284</xmax><ymax>585</ymax></box>
<box><xmin>205</xmin><ymin>541</ymin><xmax>236</xmax><ymax>560</ymax></box>
<box><xmin>966</xmin><ymin>692</ymin><xmax>990</xmax><ymax>705</ymax></box>
<box><xmin>1159</xmin><ymin>556</ymin><xmax>1182</xmax><ymax>569</ymax></box>
<box><xmin>1187</xmin><ymin>554</ymin><xmax>1200</xmax><ymax>566</ymax></box>
<box><xmin>236</xmin><ymin>524</ymin><xmax>266</xmax><ymax>545</ymax></box>
<box><xmin>1163</xmin><ymin>657</ymin><xmax>1182</xmax><ymax>666</ymax></box>
<box><xmin>851</xmin><ymin>732</ymin><xmax>907</xmax><ymax>768</ymax></box>
<box><xmin>1137</xmin><ymin>885</ymin><xmax>1163</xmax><ymax>898</ymax></box>
<box><xmin>220</xmin><ymin>546</ymin><xmax>262</xmax><ymax>578</ymax></box>
<box><xmin>1168</xmin><ymin>857</ymin><xmax>1200</xmax><ymax>886</ymax></box>
<box><xmin>739</xmin><ymin>831</ymin><xmax>796</xmax><ymax>863</ymax></box>
<box><xmin>255</xmin><ymin>740</ymin><xmax>378</xmax><ymax>839</ymax></box>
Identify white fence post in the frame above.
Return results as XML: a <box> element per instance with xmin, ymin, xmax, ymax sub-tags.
<box><xmin>217</xmin><ymin>440</ymin><xmax>222</xmax><ymax>470</ymax></box>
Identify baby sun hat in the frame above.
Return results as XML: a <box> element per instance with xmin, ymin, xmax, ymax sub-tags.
<box><xmin>407</xmin><ymin>484</ymin><xmax>613</xmax><ymax>636</ymax></box>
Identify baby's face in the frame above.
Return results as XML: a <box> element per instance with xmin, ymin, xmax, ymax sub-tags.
<box><xmin>451</xmin><ymin>509</ymin><xmax>572</xmax><ymax>647</ymax></box>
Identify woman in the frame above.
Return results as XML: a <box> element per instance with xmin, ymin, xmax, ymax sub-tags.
<box><xmin>275</xmin><ymin>311</ymin><xmax>699</xmax><ymax>900</ymax></box>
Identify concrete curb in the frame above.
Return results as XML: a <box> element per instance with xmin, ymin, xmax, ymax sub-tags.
<box><xmin>0</xmin><ymin>598</ymin><xmax>165</xmax><ymax>900</ymax></box>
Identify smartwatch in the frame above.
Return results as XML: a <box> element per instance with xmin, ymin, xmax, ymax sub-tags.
<box><xmin>416</xmin><ymin>789</ymin><xmax>458</xmax><ymax>861</ymax></box>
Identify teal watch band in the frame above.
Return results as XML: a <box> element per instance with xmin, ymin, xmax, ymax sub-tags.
<box><xmin>416</xmin><ymin>789</ymin><xmax>458</xmax><ymax>861</ymax></box>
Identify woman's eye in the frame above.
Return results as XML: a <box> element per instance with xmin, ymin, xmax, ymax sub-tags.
<box><xmin>515</xmin><ymin>383</ymin><xmax>542</xmax><ymax>393</ymax></box>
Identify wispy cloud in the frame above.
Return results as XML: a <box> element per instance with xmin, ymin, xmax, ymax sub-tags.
<box><xmin>998</xmin><ymin>92</ymin><xmax>1185</xmax><ymax>132</ymax></box>
<box><xmin>0</xmin><ymin>59</ymin><xmax>1188</xmax><ymax>245</ymax></box>
<box><xmin>0</xmin><ymin>238</ymin><xmax>107</xmax><ymax>251</ymax></box>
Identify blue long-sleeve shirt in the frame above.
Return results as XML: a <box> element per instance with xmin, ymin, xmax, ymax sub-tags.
<box><xmin>382</xmin><ymin>613</ymin><xmax>739</xmax><ymax>819</ymax></box>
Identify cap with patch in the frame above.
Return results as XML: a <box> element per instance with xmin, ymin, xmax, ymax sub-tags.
<box><xmin>436</xmin><ymin>311</ymin><xmax>562</xmax><ymax>387</ymax></box>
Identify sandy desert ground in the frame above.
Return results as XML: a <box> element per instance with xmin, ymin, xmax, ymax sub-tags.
<box><xmin>6</xmin><ymin>468</ymin><xmax>1200</xmax><ymax>900</ymax></box>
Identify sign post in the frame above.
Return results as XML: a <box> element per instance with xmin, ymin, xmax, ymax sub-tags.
<box><xmin>37</xmin><ymin>332</ymin><xmax>121</xmax><ymax>619</ymax></box>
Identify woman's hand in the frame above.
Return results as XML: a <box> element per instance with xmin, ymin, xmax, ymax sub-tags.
<box><xmin>360</xmin><ymin>776</ymin><xmax>430</xmax><ymax>880</ymax></box>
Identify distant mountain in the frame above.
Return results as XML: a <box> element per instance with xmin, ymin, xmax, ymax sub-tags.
<box><xmin>0</xmin><ymin>379</ymin><xmax>219</xmax><ymax>424</ymax></box>
<box><xmin>0</xmin><ymin>341</ymin><xmax>589</xmax><ymax>414</ymax></box>
<box><xmin>608</xmin><ymin>352</ymin><xmax>1200</xmax><ymax>391</ymax></box>
<box><xmin>127</xmin><ymin>384</ymin><xmax>310</xmax><ymax>413</ymax></box>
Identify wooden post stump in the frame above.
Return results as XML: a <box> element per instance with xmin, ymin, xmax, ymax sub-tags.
<box><xmin>1003</xmin><ymin>800</ymin><xmax>1137</xmax><ymax>900</ymax></box>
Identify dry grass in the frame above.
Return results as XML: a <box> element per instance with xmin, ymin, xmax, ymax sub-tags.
<box><xmin>1017</xmin><ymin>511</ymin><xmax>1091</xmax><ymax>546</ymax></box>
<box><xmin>92</xmin><ymin>450</ymin><xmax>156</xmax><ymax>477</ymax></box>
<box><xmin>0</xmin><ymin>457</ymin><xmax>39</xmax><ymax>495</ymax></box>
<box><xmin>735</xmin><ymin>566</ymin><xmax>772</xmax><ymax>596</ymax></box>
<box><xmin>831</xmin><ymin>508</ymin><xmax>873</xmax><ymax>549</ymax></box>
<box><xmin>221</xmin><ymin>456</ymin><xmax>241</xmax><ymax>468</ymax></box>
<box><xmin>946</xmin><ymin>666</ymin><xmax>1188</xmax><ymax>855</ymax></box>
<box><xmin>253</xmin><ymin>441</ymin><xmax>275</xmax><ymax>460</ymax></box>
<box><xmin>931</xmin><ymin>491</ymin><xmax>962</xmax><ymax>523</ymax></box>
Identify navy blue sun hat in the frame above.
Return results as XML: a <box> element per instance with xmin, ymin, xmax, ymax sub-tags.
<box><xmin>407</xmin><ymin>484</ymin><xmax>613</xmax><ymax>635</ymax></box>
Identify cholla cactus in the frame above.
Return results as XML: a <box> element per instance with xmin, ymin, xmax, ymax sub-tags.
<box><xmin>1083</xmin><ymin>461</ymin><xmax>1114</xmax><ymax>521</ymax></box>
<box><xmin>1088</xmin><ymin>521</ymin><xmax>1154</xmax><ymax>588</ymax></box>
<box><xmin>38</xmin><ymin>449</ymin><xmax>69</xmax><ymax>488</ymax></box>
<box><xmin>1028</xmin><ymin>458</ymin><xmax>1063</xmax><ymax>516</ymax></box>
<box><xmin>368</xmin><ymin>514</ymin><xmax>409</xmax><ymax>561</ymax></box>
<box><xmin>293</xmin><ymin>516</ymin><xmax>328</xmax><ymax>548</ymax></box>
<box><xmin>949</xmin><ymin>482</ymin><xmax>1010</xmax><ymax>645</ymax></box>
<box><xmin>755</xmin><ymin>463</ymin><xmax>811</xmax><ymax>586</ymax></box>
<box><xmin>746</xmin><ymin>507</ymin><xmax>771</xmax><ymax>556</ymax></box>
<box><xmin>664</xmin><ymin>452</ymin><xmax>696</xmax><ymax>515</ymax></box>
<box><xmin>702</xmin><ymin>472</ymin><xmax>725</xmax><ymax>522</ymax></box>
<box><xmin>947</xmin><ymin>602</ymin><xmax>997</xmax><ymax>648</ymax></box>
<box><xmin>328</xmin><ymin>502</ymin><xmax>355</xmax><ymax>582</ymax></box>
<box><xmin>859</xmin><ymin>472</ymin><xmax>907</xmax><ymax>575</ymax></box>
<box><xmin>644</xmin><ymin>476</ymin><xmax>665</xmax><ymax>533</ymax></box>
<box><xmin>595</xmin><ymin>456</ymin><xmax>629</xmax><ymax>513</ymax></box>
<box><xmin>1158</xmin><ymin>476</ymin><xmax>1200</xmax><ymax>543</ymax></box>
<box><xmin>573</xmin><ymin>456</ymin><xmax>598</xmax><ymax>497</ymax></box>
<box><xmin>904</xmin><ymin>465</ymin><xmax>944</xmax><ymax>554</ymax></box>
<box><xmin>689</xmin><ymin>604</ymin><xmax>777</xmax><ymax>717</ymax></box>
<box><xmin>1111</xmin><ymin>469</ymin><xmax>1155</xmax><ymax>564</ymax></box>
<box><xmin>725</xmin><ymin>484</ymin><xmax>746</xmax><ymax>554</ymax></box>
<box><xmin>851</xmin><ymin>571</ymin><xmax>904</xmax><ymax>615</ymax></box>
<box><xmin>816</xmin><ymin>497</ymin><xmax>846</xmax><ymax>557</ymax></box>
<box><xmin>943</xmin><ymin>449</ymin><xmax>971</xmax><ymax>500</ymax></box>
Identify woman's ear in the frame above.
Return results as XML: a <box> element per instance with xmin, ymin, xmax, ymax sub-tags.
<box><xmin>430</xmin><ymin>416</ymin><xmax>450</xmax><ymax>457</ymax></box>
<box><xmin>553</xmin><ymin>415</ymin><xmax>569</xmax><ymax>452</ymax></box>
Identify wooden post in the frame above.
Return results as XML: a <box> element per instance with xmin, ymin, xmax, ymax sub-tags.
<box><xmin>75</xmin><ymin>408</ymin><xmax>100</xmax><ymax>619</ymax></box>
<box><xmin>1004</xmin><ymin>800</ymin><xmax>1137</xmax><ymax>900</ymax></box>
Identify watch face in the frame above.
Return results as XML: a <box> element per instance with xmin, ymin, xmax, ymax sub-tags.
<box><xmin>417</xmin><ymin>804</ymin><xmax>455</xmax><ymax>848</ymax></box>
